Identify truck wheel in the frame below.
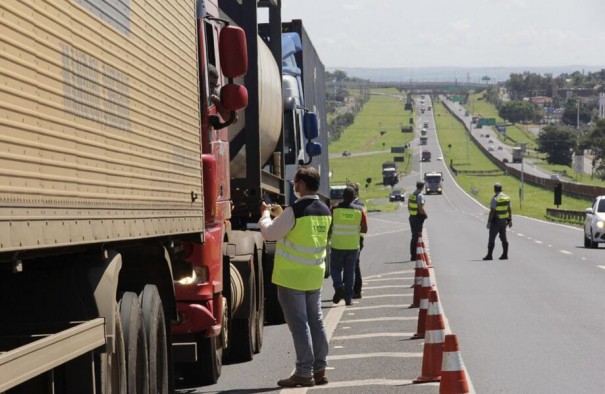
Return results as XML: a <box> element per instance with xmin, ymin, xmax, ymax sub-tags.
<box><xmin>103</xmin><ymin>303</ymin><xmax>127</xmax><ymax>393</ymax></box>
<box><xmin>119</xmin><ymin>292</ymin><xmax>150</xmax><ymax>394</ymax></box>
<box><xmin>140</xmin><ymin>285</ymin><xmax>169</xmax><ymax>393</ymax></box>
<box><xmin>226</xmin><ymin>267</ymin><xmax>256</xmax><ymax>362</ymax></box>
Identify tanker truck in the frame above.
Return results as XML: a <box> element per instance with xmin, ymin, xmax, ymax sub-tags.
<box><xmin>220</xmin><ymin>2</ymin><xmax>328</xmax><ymax>324</ymax></box>
<box><xmin>0</xmin><ymin>0</ymin><xmax>269</xmax><ymax>391</ymax></box>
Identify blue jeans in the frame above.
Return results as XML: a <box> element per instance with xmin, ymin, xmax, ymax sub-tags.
<box><xmin>330</xmin><ymin>248</ymin><xmax>359</xmax><ymax>303</ymax></box>
<box><xmin>277</xmin><ymin>286</ymin><xmax>329</xmax><ymax>377</ymax></box>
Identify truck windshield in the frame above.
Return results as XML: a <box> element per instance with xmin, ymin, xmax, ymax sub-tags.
<box><xmin>425</xmin><ymin>176</ymin><xmax>441</xmax><ymax>183</ymax></box>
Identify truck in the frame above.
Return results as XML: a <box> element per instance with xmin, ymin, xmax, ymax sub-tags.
<box><xmin>512</xmin><ymin>147</ymin><xmax>523</xmax><ymax>163</ymax></box>
<box><xmin>382</xmin><ymin>162</ymin><xmax>399</xmax><ymax>187</ymax></box>
<box><xmin>420</xmin><ymin>136</ymin><xmax>428</xmax><ymax>145</ymax></box>
<box><xmin>424</xmin><ymin>172</ymin><xmax>444</xmax><ymax>195</ymax></box>
<box><xmin>0</xmin><ymin>0</ymin><xmax>327</xmax><ymax>392</ymax></box>
<box><xmin>422</xmin><ymin>151</ymin><xmax>432</xmax><ymax>162</ymax></box>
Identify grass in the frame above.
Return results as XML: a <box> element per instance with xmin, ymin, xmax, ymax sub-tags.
<box><xmin>329</xmin><ymin>91</ymin><xmax>593</xmax><ymax>222</ymax></box>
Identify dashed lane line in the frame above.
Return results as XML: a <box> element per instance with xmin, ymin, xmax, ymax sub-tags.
<box><xmin>306</xmin><ymin>378</ymin><xmax>436</xmax><ymax>390</ymax></box>
<box><xmin>364</xmin><ymin>276</ymin><xmax>414</xmax><ymax>282</ymax></box>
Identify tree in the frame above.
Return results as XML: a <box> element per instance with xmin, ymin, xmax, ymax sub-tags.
<box><xmin>579</xmin><ymin>119</ymin><xmax>605</xmax><ymax>179</ymax></box>
<box><xmin>561</xmin><ymin>98</ymin><xmax>591</xmax><ymax>126</ymax></box>
<box><xmin>536</xmin><ymin>125</ymin><xmax>577</xmax><ymax>165</ymax></box>
<box><xmin>498</xmin><ymin>100</ymin><xmax>541</xmax><ymax>123</ymax></box>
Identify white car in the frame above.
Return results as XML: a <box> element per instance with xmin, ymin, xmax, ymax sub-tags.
<box><xmin>584</xmin><ymin>196</ymin><xmax>605</xmax><ymax>248</ymax></box>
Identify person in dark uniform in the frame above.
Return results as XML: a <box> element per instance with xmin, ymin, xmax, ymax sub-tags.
<box><xmin>483</xmin><ymin>183</ymin><xmax>512</xmax><ymax>260</ymax></box>
<box><xmin>408</xmin><ymin>180</ymin><xmax>427</xmax><ymax>261</ymax></box>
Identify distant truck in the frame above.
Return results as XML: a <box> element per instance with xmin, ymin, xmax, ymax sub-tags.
<box><xmin>420</xmin><ymin>136</ymin><xmax>428</xmax><ymax>145</ymax></box>
<box><xmin>512</xmin><ymin>147</ymin><xmax>523</xmax><ymax>163</ymax></box>
<box><xmin>329</xmin><ymin>185</ymin><xmax>348</xmax><ymax>206</ymax></box>
<box><xmin>424</xmin><ymin>172</ymin><xmax>444</xmax><ymax>195</ymax></box>
<box><xmin>382</xmin><ymin>161</ymin><xmax>399</xmax><ymax>186</ymax></box>
<box><xmin>423</xmin><ymin>121</ymin><xmax>429</xmax><ymax>128</ymax></box>
<box><xmin>422</xmin><ymin>151</ymin><xmax>432</xmax><ymax>162</ymax></box>
<box><xmin>420</xmin><ymin>128</ymin><xmax>427</xmax><ymax>136</ymax></box>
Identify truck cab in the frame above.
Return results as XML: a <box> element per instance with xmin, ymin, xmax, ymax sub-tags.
<box><xmin>424</xmin><ymin>171</ymin><xmax>444</xmax><ymax>195</ymax></box>
<box><xmin>420</xmin><ymin>136</ymin><xmax>428</xmax><ymax>145</ymax></box>
<box><xmin>421</xmin><ymin>151</ymin><xmax>432</xmax><ymax>162</ymax></box>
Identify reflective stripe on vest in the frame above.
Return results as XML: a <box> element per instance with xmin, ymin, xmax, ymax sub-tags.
<box><xmin>273</xmin><ymin>205</ymin><xmax>331</xmax><ymax>291</ymax></box>
<box><xmin>496</xmin><ymin>194</ymin><xmax>511</xmax><ymax>220</ymax></box>
<box><xmin>331</xmin><ymin>207</ymin><xmax>362</xmax><ymax>250</ymax></box>
<box><xmin>408</xmin><ymin>193</ymin><xmax>418</xmax><ymax>215</ymax></box>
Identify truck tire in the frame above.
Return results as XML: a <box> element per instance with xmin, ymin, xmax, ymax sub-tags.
<box><xmin>103</xmin><ymin>303</ymin><xmax>127</xmax><ymax>394</ymax></box>
<box><xmin>119</xmin><ymin>292</ymin><xmax>150</xmax><ymax>394</ymax></box>
<box><xmin>140</xmin><ymin>285</ymin><xmax>169</xmax><ymax>393</ymax></box>
<box><xmin>225</xmin><ymin>266</ymin><xmax>256</xmax><ymax>363</ymax></box>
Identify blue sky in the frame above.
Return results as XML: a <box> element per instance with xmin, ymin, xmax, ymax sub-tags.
<box><xmin>280</xmin><ymin>0</ymin><xmax>605</xmax><ymax>69</ymax></box>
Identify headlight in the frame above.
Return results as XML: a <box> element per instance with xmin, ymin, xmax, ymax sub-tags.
<box><xmin>597</xmin><ymin>221</ymin><xmax>605</xmax><ymax>229</ymax></box>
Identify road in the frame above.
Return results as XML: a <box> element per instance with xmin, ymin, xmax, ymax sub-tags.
<box><xmin>181</xmin><ymin>97</ymin><xmax>605</xmax><ymax>393</ymax></box>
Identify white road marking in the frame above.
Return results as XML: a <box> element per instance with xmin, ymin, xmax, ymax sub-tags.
<box><xmin>535</xmin><ymin>240</ymin><xmax>543</xmax><ymax>244</ymax></box>
<box><xmin>560</xmin><ymin>250</ymin><xmax>573</xmax><ymax>255</ymax></box>
<box><xmin>598</xmin><ymin>265</ymin><xmax>605</xmax><ymax>270</ymax></box>
<box><xmin>364</xmin><ymin>276</ymin><xmax>414</xmax><ymax>282</ymax></box>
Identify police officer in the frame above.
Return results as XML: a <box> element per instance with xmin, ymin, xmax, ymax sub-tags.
<box><xmin>483</xmin><ymin>183</ymin><xmax>512</xmax><ymax>260</ymax></box>
<box><xmin>408</xmin><ymin>180</ymin><xmax>427</xmax><ymax>261</ymax></box>
<box><xmin>258</xmin><ymin>165</ymin><xmax>332</xmax><ymax>387</ymax></box>
<box><xmin>330</xmin><ymin>186</ymin><xmax>368</xmax><ymax>306</ymax></box>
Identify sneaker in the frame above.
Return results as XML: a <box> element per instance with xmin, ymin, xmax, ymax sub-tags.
<box><xmin>313</xmin><ymin>370</ymin><xmax>328</xmax><ymax>385</ymax></box>
<box><xmin>332</xmin><ymin>287</ymin><xmax>344</xmax><ymax>304</ymax></box>
<box><xmin>345</xmin><ymin>300</ymin><xmax>352</xmax><ymax>306</ymax></box>
<box><xmin>277</xmin><ymin>375</ymin><xmax>315</xmax><ymax>388</ymax></box>
<box><xmin>353</xmin><ymin>293</ymin><xmax>362</xmax><ymax>299</ymax></box>
<box><xmin>482</xmin><ymin>256</ymin><xmax>493</xmax><ymax>261</ymax></box>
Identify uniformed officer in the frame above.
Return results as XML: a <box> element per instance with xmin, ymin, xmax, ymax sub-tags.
<box><xmin>408</xmin><ymin>180</ymin><xmax>427</xmax><ymax>261</ymax></box>
<box><xmin>483</xmin><ymin>183</ymin><xmax>512</xmax><ymax>260</ymax></box>
<box><xmin>258</xmin><ymin>165</ymin><xmax>332</xmax><ymax>388</ymax></box>
<box><xmin>351</xmin><ymin>183</ymin><xmax>366</xmax><ymax>299</ymax></box>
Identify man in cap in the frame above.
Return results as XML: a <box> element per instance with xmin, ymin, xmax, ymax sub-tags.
<box><xmin>483</xmin><ymin>182</ymin><xmax>512</xmax><ymax>260</ymax></box>
<box><xmin>408</xmin><ymin>180</ymin><xmax>427</xmax><ymax>261</ymax></box>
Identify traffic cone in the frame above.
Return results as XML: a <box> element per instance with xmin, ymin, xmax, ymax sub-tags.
<box><xmin>409</xmin><ymin>255</ymin><xmax>426</xmax><ymax>308</ymax></box>
<box><xmin>411</xmin><ymin>268</ymin><xmax>432</xmax><ymax>339</ymax></box>
<box><xmin>439</xmin><ymin>334</ymin><xmax>469</xmax><ymax>394</ymax></box>
<box><xmin>417</xmin><ymin>233</ymin><xmax>432</xmax><ymax>268</ymax></box>
<box><xmin>413</xmin><ymin>290</ymin><xmax>446</xmax><ymax>383</ymax></box>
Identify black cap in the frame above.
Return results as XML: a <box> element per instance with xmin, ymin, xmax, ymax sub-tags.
<box><xmin>494</xmin><ymin>183</ymin><xmax>502</xmax><ymax>191</ymax></box>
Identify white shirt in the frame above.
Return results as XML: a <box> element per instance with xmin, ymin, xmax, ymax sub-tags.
<box><xmin>258</xmin><ymin>195</ymin><xmax>320</xmax><ymax>241</ymax></box>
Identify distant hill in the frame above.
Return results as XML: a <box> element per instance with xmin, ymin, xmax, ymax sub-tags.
<box><xmin>328</xmin><ymin>66</ymin><xmax>605</xmax><ymax>83</ymax></box>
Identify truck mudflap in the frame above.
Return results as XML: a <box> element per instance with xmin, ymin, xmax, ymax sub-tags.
<box><xmin>0</xmin><ymin>319</ymin><xmax>106</xmax><ymax>392</ymax></box>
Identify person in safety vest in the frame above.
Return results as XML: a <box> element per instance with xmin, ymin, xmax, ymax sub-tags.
<box><xmin>483</xmin><ymin>182</ymin><xmax>512</xmax><ymax>260</ymax></box>
<box><xmin>258</xmin><ymin>165</ymin><xmax>332</xmax><ymax>388</ymax></box>
<box><xmin>408</xmin><ymin>180</ymin><xmax>428</xmax><ymax>261</ymax></box>
<box><xmin>330</xmin><ymin>186</ymin><xmax>368</xmax><ymax>306</ymax></box>
<box><xmin>351</xmin><ymin>182</ymin><xmax>366</xmax><ymax>299</ymax></box>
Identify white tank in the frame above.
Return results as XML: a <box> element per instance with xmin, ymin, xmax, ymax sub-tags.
<box><xmin>229</xmin><ymin>36</ymin><xmax>282</xmax><ymax>178</ymax></box>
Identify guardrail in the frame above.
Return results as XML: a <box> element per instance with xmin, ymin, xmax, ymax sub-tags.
<box><xmin>545</xmin><ymin>208</ymin><xmax>586</xmax><ymax>224</ymax></box>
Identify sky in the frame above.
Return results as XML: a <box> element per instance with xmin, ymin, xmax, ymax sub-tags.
<box><xmin>280</xmin><ymin>0</ymin><xmax>605</xmax><ymax>70</ymax></box>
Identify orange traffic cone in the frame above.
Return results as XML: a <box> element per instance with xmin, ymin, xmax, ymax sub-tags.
<box><xmin>413</xmin><ymin>290</ymin><xmax>446</xmax><ymax>383</ymax></box>
<box><xmin>417</xmin><ymin>234</ymin><xmax>432</xmax><ymax>268</ymax></box>
<box><xmin>439</xmin><ymin>334</ymin><xmax>469</xmax><ymax>394</ymax></box>
<box><xmin>409</xmin><ymin>254</ymin><xmax>427</xmax><ymax>308</ymax></box>
<box><xmin>411</xmin><ymin>268</ymin><xmax>433</xmax><ymax>339</ymax></box>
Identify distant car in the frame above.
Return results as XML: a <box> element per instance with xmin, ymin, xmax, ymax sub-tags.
<box><xmin>550</xmin><ymin>173</ymin><xmax>561</xmax><ymax>181</ymax></box>
<box><xmin>488</xmin><ymin>139</ymin><xmax>494</xmax><ymax>144</ymax></box>
<box><xmin>488</xmin><ymin>146</ymin><xmax>494</xmax><ymax>152</ymax></box>
<box><xmin>389</xmin><ymin>189</ymin><xmax>404</xmax><ymax>202</ymax></box>
<box><xmin>502</xmin><ymin>158</ymin><xmax>509</xmax><ymax>164</ymax></box>
<box><xmin>437</xmin><ymin>155</ymin><xmax>443</xmax><ymax>161</ymax></box>
<box><xmin>497</xmin><ymin>146</ymin><xmax>503</xmax><ymax>150</ymax></box>
<box><xmin>342</xmin><ymin>150</ymin><xmax>351</xmax><ymax>157</ymax></box>
<box><xmin>584</xmin><ymin>196</ymin><xmax>605</xmax><ymax>248</ymax></box>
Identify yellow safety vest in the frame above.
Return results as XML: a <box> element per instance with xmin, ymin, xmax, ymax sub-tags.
<box><xmin>273</xmin><ymin>200</ymin><xmax>332</xmax><ymax>290</ymax></box>
<box><xmin>331</xmin><ymin>205</ymin><xmax>363</xmax><ymax>250</ymax></box>
<box><xmin>408</xmin><ymin>192</ymin><xmax>419</xmax><ymax>216</ymax></box>
<box><xmin>495</xmin><ymin>194</ymin><xmax>511</xmax><ymax>220</ymax></box>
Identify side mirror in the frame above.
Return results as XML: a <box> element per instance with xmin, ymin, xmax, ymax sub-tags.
<box><xmin>303</xmin><ymin>112</ymin><xmax>319</xmax><ymax>140</ymax></box>
<box><xmin>584</xmin><ymin>207</ymin><xmax>594</xmax><ymax>214</ymax></box>
<box><xmin>305</xmin><ymin>141</ymin><xmax>322</xmax><ymax>163</ymax></box>
<box><xmin>220</xmin><ymin>83</ymin><xmax>248</xmax><ymax>111</ymax></box>
<box><xmin>219</xmin><ymin>26</ymin><xmax>247</xmax><ymax>78</ymax></box>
